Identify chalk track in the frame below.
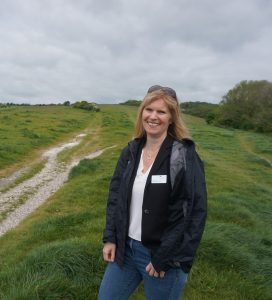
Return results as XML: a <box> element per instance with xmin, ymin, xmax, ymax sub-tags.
<box><xmin>0</xmin><ymin>133</ymin><xmax>114</xmax><ymax>236</ymax></box>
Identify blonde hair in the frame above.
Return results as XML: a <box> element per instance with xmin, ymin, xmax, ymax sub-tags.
<box><xmin>134</xmin><ymin>90</ymin><xmax>190</xmax><ymax>139</ymax></box>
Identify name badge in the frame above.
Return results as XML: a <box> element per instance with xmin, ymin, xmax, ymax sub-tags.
<box><xmin>151</xmin><ymin>175</ymin><xmax>167</xmax><ymax>184</ymax></box>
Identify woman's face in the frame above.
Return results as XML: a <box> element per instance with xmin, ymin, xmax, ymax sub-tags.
<box><xmin>142</xmin><ymin>98</ymin><xmax>172</xmax><ymax>139</ymax></box>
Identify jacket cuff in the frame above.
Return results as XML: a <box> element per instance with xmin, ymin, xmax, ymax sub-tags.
<box><xmin>102</xmin><ymin>229</ymin><xmax>116</xmax><ymax>244</ymax></box>
<box><xmin>151</xmin><ymin>257</ymin><xmax>169</xmax><ymax>273</ymax></box>
<box><xmin>151</xmin><ymin>257</ymin><xmax>191</xmax><ymax>274</ymax></box>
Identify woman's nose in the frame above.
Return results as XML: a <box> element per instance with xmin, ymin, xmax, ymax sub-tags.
<box><xmin>149</xmin><ymin>111</ymin><xmax>157</xmax><ymax>118</ymax></box>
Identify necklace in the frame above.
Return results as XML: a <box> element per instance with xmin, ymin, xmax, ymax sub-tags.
<box><xmin>146</xmin><ymin>152</ymin><xmax>152</xmax><ymax>160</ymax></box>
<box><xmin>144</xmin><ymin>146</ymin><xmax>161</xmax><ymax>161</ymax></box>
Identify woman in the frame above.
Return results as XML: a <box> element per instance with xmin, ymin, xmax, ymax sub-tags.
<box><xmin>98</xmin><ymin>85</ymin><xmax>207</xmax><ymax>299</ymax></box>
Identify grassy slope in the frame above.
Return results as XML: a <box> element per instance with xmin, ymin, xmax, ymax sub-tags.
<box><xmin>0</xmin><ymin>105</ymin><xmax>101</xmax><ymax>177</ymax></box>
<box><xmin>183</xmin><ymin>116</ymin><xmax>272</xmax><ymax>300</ymax></box>
<box><xmin>0</xmin><ymin>105</ymin><xmax>271</xmax><ymax>299</ymax></box>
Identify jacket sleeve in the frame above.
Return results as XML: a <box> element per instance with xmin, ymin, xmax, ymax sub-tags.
<box><xmin>102</xmin><ymin>146</ymin><xmax>129</xmax><ymax>244</ymax></box>
<box><xmin>151</xmin><ymin>146</ymin><xmax>207</xmax><ymax>272</ymax></box>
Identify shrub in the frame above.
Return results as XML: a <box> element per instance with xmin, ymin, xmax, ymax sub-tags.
<box><xmin>72</xmin><ymin>101</ymin><xmax>100</xmax><ymax>112</ymax></box>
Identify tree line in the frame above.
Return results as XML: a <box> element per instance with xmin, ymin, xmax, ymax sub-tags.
<box><xmin>0</xmin><ymin>101</ymin><xmax>100</xmax><ymax>112</ymax></box>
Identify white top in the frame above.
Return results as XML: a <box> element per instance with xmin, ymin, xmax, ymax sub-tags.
<box><xmin>128</xmin><ymin>150</ymin><xmax>153</xmax><ymax>241</ymax></box>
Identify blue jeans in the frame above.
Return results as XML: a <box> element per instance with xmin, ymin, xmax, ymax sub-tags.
<box><xmin>98</xmin><ymin>238</ymin><xmax>188</xmax><ymax>300</ymax></box>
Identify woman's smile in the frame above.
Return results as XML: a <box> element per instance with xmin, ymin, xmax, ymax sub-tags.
<box><xmin>147</xmin><ymin>121</ymin><xmax>159</xmax><ymax>127</ymax></box>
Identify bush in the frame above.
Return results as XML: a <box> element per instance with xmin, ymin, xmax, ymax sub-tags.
<box><xmin>63</xmin><ymin>101</ymin><xmax>71</xmax><ymax>106</ymax></box>
<box><xmin>72</xmin><ymin>101</ymin><xmax>100</xmax><ymax>112</ymax></box>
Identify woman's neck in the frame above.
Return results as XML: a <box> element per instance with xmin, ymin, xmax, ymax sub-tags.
<box><xmin>145</xmin><ymin>133</ymin><xmax>167</xmax><ymax>150</ymax></box>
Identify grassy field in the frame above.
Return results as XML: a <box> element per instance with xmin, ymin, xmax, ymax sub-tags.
<box><xmin>0</xmin><ymin>104</ymin><xmax>271</xmax><ymax>299</ymax></box>
<box><xmin>0</xmin><ymin>105</ymin><xmax>101</xmax><ymax>178</ymax></box>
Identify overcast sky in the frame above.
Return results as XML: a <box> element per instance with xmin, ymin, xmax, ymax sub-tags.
<box><xmin>1</xmin><ymin>0</ymin><xmax>271</xmax><ymax>104</ymax></box>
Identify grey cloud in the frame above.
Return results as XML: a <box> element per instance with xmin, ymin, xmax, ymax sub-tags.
<box><xmin>0</xmin><ymin>0</ymin><xmax>271</xmax><ymax>103</ymax></box>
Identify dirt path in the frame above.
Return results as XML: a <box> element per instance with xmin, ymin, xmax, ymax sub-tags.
<box><xmin>0</xmin><ymin>133</ymin><xmax>115</xmax><ymax>236</ymax></box>
<box><xmin>237</xmin><ymin>133</ymin><xmax>272</xmax><ymax>167</ymax></box>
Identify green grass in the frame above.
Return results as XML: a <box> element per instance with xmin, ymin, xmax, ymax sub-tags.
<box><xmin>0</xmin><ymin>105</ymin><xmax>101</xmax><ymax>176</ymax></box>
<box><xmin>0</xmin><ymin>106</ymin><xmax>271</xmax><ymax>299</ymax></box>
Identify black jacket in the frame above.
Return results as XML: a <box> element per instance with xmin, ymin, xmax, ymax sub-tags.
<box><xmin>103</xmin><ymin>135</ymin><xmax>207</xmax><ymax>273</ymax></box>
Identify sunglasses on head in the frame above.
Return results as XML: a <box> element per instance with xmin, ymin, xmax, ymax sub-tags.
<box><xmin>147</xmin><ymin>85</ymin><xmax>177</xmax><ymax>101</ymax></box>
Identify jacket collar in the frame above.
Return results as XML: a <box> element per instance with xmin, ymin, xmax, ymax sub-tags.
<box><xmin>127</xmin><ymin>136</ymin><xmax>145</xmax><ymax>157</ymax></box>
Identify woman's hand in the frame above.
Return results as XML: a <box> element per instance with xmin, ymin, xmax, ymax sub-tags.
<box><xmin>146</xmin><ymin>262</ymin><xmax>165</xmax><ymax>278</ymax></box>
<box><xmin>102</xmin><ymin>242</ymin><xmax>116</xmax><ymax>262</ymax></box>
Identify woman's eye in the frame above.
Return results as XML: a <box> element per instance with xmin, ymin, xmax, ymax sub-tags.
<box><xmin>145</xmin><ymin>108</ymin><xmax>152</xmax><ymax>112</ymax></box>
